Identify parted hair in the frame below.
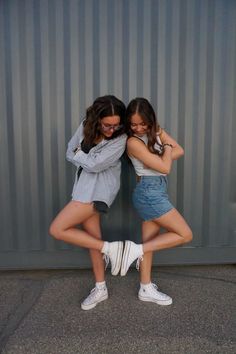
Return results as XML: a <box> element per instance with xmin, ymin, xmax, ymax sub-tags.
<box><xmin>83</xmin><ymin>95</ymin><xmax>126</xmax><ymax>145</ymax></box>
<box><xmin>126</xmin><ymin>97</ymin><xmax>162</xmax><ymax>155</ymax></box>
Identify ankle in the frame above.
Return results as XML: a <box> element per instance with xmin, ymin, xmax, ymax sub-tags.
<box><xmin>140</xmin><ymin>282</ymin><xmax>152</xmax><ymax>289</ymax></box>
<box><xmin>101</xmin><ymin>241</ymin><xmax>109</xmax><ymax>254</ymax></box>
<box><xmin>139</xmin><ymin>244</ymin><xmax>144</xmax><ymax>255</ymax></box>
<box><xmin>95</xmin><ymin>281</ymin><xmax>106</xmax><ymax>289</ymax></box>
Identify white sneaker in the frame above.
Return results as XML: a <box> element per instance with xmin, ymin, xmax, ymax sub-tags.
<box><xmin>103</xmin><ymin>241</ymin><xmax>123</xmax><ymax>276</ymax></box>
<box><xmin>138</xmin><ymin>283</ymin><xmax>172</xmax><ymax>306</ymax></box>
<box><xmin>120</xmin><ymin>240</ymin><xmax>144</xmax><ymax>276</ymax></box>
<box><xmin>81</xmin><ymin>286</ymin><xmax>108</xmax><ymax>310</ymax></box>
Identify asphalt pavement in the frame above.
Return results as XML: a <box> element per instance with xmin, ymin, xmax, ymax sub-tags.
<box><xmin>0</xmin><ymin>265</ymin><xmax>235</xmax><ymax>354</ymax></box>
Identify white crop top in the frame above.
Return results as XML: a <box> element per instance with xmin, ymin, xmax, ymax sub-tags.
<box><xmin>129</xmin><ymin>134</ymin><xmax>166</xmax><ymax>177</ymax></box>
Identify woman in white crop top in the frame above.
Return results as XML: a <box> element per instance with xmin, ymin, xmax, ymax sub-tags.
<box><xmin>120</xmin><ymin>97</ymin><xmax>193</xmax><ymax>306</ymax></box>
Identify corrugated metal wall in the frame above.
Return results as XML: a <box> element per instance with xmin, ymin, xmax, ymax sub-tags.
<box><xmin>0</xmin><ymin>0</ymin><xmax>235</xmax><ymax>269</ymax></box>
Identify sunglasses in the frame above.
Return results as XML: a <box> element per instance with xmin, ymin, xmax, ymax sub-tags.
<box><xmin>101</xmin><ymin>123</ymin><xmax>123</xmax><ymax>132</ymax></box>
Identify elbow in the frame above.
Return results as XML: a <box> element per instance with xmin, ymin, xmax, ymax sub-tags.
<box><xmin>180</xmin><ymin>147</ymin><xmax>184</xmax><ymax>156</ymax></box>
<box><xmin>165</xmin><ymin>167</ymin><xmax>171</xmax><ymax>175</ymax></box>
<box><xmin>161</xmin><ymin>166</ymin><xmax>171</xmax><ymax>175</ymax></box>
<box><xmin>66</xmin><ymin>152</ymin><xmax>74</xmax><ymax>163</ymax></box>
<box><xmin>163</xmin><ymin>163</ymin><xmax>172</xmax><ymax>174</ymax></box>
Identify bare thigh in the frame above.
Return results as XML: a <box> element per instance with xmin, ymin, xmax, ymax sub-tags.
<box><xmin>82</xmin><ymin>213</ymin><xmax>102</xmax><ymax>239</ymax></box>
<box><xmin>142</xmin><ymin>220</ymin><xmax>160</xmax><ymax>242</ymax></box>
<box><xmin>153</xmin><ymin>208</ymin><xmax>192</xmax><ymax>240</ymax></box>
<box><xmin>49</xmin><ymin>200</ymin><xmax>96</xmax><ymax>233</ymax></box>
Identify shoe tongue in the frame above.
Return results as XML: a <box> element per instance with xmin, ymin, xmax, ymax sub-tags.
<box><xmin>96</xmin><ymin>285</ymin><xmax>105</xmax><ymax>290</ymax></box>
<box><xmin>147</xmin><ymin>283</ymin><xmax>157</xmax><ymax>291</ymax></box>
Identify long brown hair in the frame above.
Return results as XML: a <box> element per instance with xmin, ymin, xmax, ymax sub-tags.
<box><xmin>126</xmin><ymin>98</ymin><xmax>162</xmax><ymax>154</ymax></box>
<box><xmin>83</xmin><ymin>95</ymin><xmax>126</xmax><ymax>145</ymax></box>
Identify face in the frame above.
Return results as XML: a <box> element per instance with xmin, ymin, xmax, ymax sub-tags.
<box><xmin>100</xmin><ymin>115</ymin><xmax>122</xmax><ymax>138</ymax></box>
<box><xmin>130</xmin><ymin>113</ymin><xmax>149</xmax><ymax>136</ymax></box>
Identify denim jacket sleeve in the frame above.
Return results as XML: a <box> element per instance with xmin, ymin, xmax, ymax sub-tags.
<box><xmin>71</xmin><ymin>134</ymin><xmax>127</xmax><ymax>173</ymax></box>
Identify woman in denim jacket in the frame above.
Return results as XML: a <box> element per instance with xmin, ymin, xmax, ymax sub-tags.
<box><xmin>49</xmin><ymin>95</ymin><xmax>127</xmax><ymax>310</ymax></box>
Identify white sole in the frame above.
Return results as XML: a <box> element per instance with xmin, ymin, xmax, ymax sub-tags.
<box><xmin>138</xmin><ymin>295</ymin><xmax>172</xmax><ymax>306</ymax></box>
<box><xmin>111</xmin><ymin>242</ymin><xmax>123</xmax><ymax>276</ymax></box>
<box><xmin>81</xmin><ymin>294</ymin><xmax>108</xmax><ymax>311</ymax></box>
<box><xmin>120</xmin><ymin>241</ymin><xmax>131</xmax><ymax>276</ymax></box>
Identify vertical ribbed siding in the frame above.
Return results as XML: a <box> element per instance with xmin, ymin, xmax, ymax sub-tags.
<box><xmin>0</xmin><ymin>0</ymin><xmax>235</xmax><ymax>268</ymax></box>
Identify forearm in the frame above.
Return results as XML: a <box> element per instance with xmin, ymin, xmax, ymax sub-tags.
<box><xmin>159</xmin><ymin>130</ymin><xmax>184</xmax><ymax>161</ymax></box>
<box><xmin>72</xmin><ymin>135</ymin><xmax>127</xmax><ymax>172</ymax></box>
<box><xmin>171</xmin><ymin>146</ymin><xmax>184</xmax><ymax>160</ymax></box>
<box><xmin>161</xmin><ymin>145</ymin><xmax>173</xmax><ymax>174</ymax></box>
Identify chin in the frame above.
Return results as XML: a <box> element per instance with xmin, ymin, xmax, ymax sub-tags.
<box><xmin>135</xmin><ymin>132</ymin><xmax>145</xmax><ymax>136</ymax></box>
<box><xmin>104</xmin><ymin>133</ymin><xmax>113</xmax><ymax>139</ymax></box>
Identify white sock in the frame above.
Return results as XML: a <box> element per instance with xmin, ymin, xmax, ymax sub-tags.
<box><xmin>96</xmin><ymin>281</ymin><xmax>106</xmax><ymax>289</ymax></box>
<box><xmin>139</xmin><ymin>244</ymin><xmax>144</xmax><ymax>255</ymax></box>
<box><xmin>101</xmin><ymin>241</ymin><xmax>109</xmax><ymax>254</ymax></box>
<box><xmin>140</xmin><ymin>282</ymin><xmax>151</xmax><ymax>289</ymax></box>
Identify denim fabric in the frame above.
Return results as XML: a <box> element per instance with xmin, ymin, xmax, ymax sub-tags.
<box><xmin>132</xmin><ymin>176</ymin><xmax>174</xmax><ymax>221</ymax></box>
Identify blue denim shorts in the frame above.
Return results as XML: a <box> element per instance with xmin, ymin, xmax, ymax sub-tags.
<box><xmin>132</xmin><ymin>176</ymin><xmax>174</xmax><ymax>221</ymax></box>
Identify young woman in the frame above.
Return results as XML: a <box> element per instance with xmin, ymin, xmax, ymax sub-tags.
<box><xmin>121</xmin><ymin>97</ymin><xmax>193</xmax><ymax>306</ymax></box>
<box><xmin>49</xmin><ymin>95</ymin><xmax>127</xmax><ymax>310</ymax></box>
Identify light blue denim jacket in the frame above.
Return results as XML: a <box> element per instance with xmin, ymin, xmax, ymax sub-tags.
<box><xmin>66</xmin><ymin>122</ymin><xmax>127</xmax><ymax>207</ymax></box>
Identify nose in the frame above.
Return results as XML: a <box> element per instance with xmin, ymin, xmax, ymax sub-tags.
<box><xmin>136</xmin><ymin>125</ymin><xmax>142</xmax><ymax>132</ymax></box>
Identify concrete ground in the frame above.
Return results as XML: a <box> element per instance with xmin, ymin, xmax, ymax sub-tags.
<box><xmin>0</xmin><ymin>265</ymin><xmax>235</xmax><ymax>354</ymax></box>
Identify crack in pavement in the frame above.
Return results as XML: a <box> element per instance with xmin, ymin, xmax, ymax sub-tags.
<box><xmin>0</xmin><ymin>280</ymin><xmax>44</xmax><ymax>353</ymax></box>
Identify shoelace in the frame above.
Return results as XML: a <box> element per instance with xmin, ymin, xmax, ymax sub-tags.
<box><xmin>85</xmin><ymin>287</ymin><xmax>97</xmax><ymax>302</ymax></box>
<box><xmin>103</xmin><ymin>254</ymin><xmax>109</xmax><ymax>270</ymax></box>
<box><xmin>86</xmin><ymin>287</ymin><xmax>103</xmax><ymax>301</ymax></box>
<box><xmin>135</xmin><ymin>255</ymin><xmax>144</xmax><ymax>271</ymax></box>
<box><xmin>151</xmin><ymin>283</ymin><xmax>159</xmax><ymax>290</ymax></box>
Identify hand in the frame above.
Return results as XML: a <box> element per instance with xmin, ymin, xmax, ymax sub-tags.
<box><xmin>163</xmin><ymin>143</ymin><xmax>173</xmax><ymax>155</ymax></box>
<box><xmin>163</xmin><ymin>143</ymin><xmax>173</xmax><ymax>149</ymax></box>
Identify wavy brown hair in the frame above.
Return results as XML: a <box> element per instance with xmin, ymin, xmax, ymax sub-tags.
<box><xmin>83</xmin><ymin>95</ymin><xmax>126</xmax><ymax>145</ymax></box>
<box><xmin>126</xmin><ymin>97</ymin><xmax>162</xmax><ymax>155</ymax></box>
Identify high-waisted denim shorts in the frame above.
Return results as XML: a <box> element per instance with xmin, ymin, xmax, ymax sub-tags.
<box><xmin>132</xmin><ymin>175</ymin><xmax>174</xmax><ymax>221</ymax></box>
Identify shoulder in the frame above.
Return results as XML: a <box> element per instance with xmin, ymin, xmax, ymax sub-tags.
<box><xmin>74</xmin><ymin>121</ymin><xmax>85</xmax><ymax>136</ymax></box>
<box><xmin>127</xmin><ymin>136</ymin><xmax>145</xmax><ymax>146</ymax></box>
<box><xmin>127</xmin><ymin>136</ymin><xmax>147</xmax><ymax>154</ymax></box>
<box><xmin>113</xmin><ymin>133</ymin><xmax>127</xmax><ymax>144</ymax></box>
<box><xmin>104</xmin><ymin>133</ymin><xmax>127</xmax><ymax>148</ymax></box>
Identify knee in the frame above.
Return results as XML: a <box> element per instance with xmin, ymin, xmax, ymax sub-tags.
<box><xmin>182</xmin><ymin>229</ymin><xmax>193</xmax><ymax>244</ymax></box>
<box><xmin>49</xmin><ymin>222</ymin><xmax>64</xmax><ymax>241</ymax></box>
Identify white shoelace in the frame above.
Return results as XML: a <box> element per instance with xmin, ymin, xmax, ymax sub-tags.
<box><xmin>151</xmin><ymin>283</ymin><xmax>159</xmax><ymax>290</ymax></box>
<box><xmin>84</xmin><ymin>286</ymin><xmax>105</xmax><ymax>303</ymax></box>
<box><xmin>103</xmin><ymin>254</ymin><xmax>109</xmax><ymax>269</ymax></box>
<box><xmin>136</xmin><ymin>255</ymin><xmax>144</xmax><ymax>271</ymax></box>
<box><xmin>84</xmin><ymin>287</ymin><xmax>97</xmax><ymax>303</ymax></box>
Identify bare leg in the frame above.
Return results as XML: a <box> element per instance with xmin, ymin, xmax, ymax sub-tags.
<box><xmin>49</xmin><ymin>201</ymin><xmax>104</xmax><ymax>251</ymax></box>
<box><xmin>82</xmin><ymin>213</ymin><xmax>105</xmax><ymax>282</ymax></box>
<box><xmin>142</xmin><ymin>208</ymin><xmax>193</xmax><ymax>253</ymax></box>
<box><xmin>140</xmin><ymin>221</ymin><xmax>160</xmax><ymax>284</ymax></box>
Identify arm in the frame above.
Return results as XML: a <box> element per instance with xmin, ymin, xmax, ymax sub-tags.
<box><xmin>127</xmin><ymin>137</ymin><xmax>173</xmax><ymax>174</ymax></box>
<box><xmin>72</xmin><ymin>134</ymin><xmax>127</xmax><ymax>173</ymax></box>
<box><xmin>159</xmin><ymin>129</ymin><xmax>184</xmax><ymax>160</ymax></box>
<box><xmin>66</xmin><ymin>122</ymin><xmax>84</xmax><ymax>163</ymax></box>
